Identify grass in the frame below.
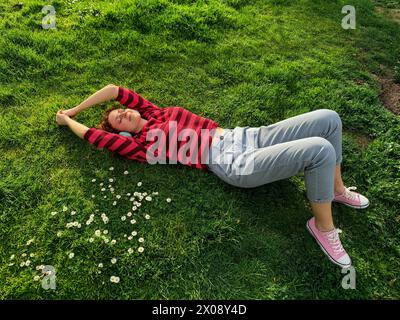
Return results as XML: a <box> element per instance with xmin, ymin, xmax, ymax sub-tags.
<box><xmin>0</xmin><ymin>0</ymin><xmax>399</xmax><ymax>299</ymax></box>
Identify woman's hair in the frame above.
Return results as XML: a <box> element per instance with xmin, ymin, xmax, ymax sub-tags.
<box><xmin>96</xmin><ymin>106</ymin><xmax>120</xmax><ymax>133</ymax></box>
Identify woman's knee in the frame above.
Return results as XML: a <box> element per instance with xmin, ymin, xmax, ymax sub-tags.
<box><xmin>316</xmin><ymin>109</ymin><xmax>342</xmax><ymax>130</ymax></box>
<box><xmin>307</xmin><ymin>137</ymin><xmax>336</xmax><ymax>164</ymax></box>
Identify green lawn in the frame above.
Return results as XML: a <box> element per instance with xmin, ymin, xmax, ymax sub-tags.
<box><xmin>0</xmin><ymin>0</ymin><xmax>399</xmax><ymax>299</ymax></box>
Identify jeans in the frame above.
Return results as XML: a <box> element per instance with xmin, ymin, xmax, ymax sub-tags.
<box><xmin>207</xmin><ymin>109</ymin><xmax>342</xmax><ymax>203</ymax></box>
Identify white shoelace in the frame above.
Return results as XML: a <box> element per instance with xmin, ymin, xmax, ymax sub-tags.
<box><xmin>326</xmin><ymin>229</ymin><xmax>345</xmax><ymax>253</ymax></box>
<box><xmin>341</xmin><ymin>186</ymin><xmax>358</xmax><ymax>201</ymax></box>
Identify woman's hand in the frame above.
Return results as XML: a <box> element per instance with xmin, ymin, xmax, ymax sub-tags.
<box><xmin>62</xmin><ymin>107</ymin><xmax>79</xmax><ymax>118</ymax></box>
<box><xmin>56</xmin><ymin>110</ymin><xmax>70</xmax><ymax>126</ymax></box>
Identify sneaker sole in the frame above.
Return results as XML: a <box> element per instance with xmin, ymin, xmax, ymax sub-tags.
<box><xmin>332</xmin><ymin>199</ymin><xmax>370</xmax><ymax>209</ymax></box>
<box><xmin>306</xmin><ymin>221</ymin><xmax>352</xmax><ymax>268</ymax></box>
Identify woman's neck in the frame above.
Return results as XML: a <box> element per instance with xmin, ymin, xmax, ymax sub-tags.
<box><xmin>134</xmin><ymin>118</ymin><xmax>148</xmax><ymax>134</ymax></box>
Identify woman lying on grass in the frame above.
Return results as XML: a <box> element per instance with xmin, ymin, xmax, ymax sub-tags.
<box><xmin>56</xmin><ymin>84</ymin><xmax>370</xmax><ymax>268</ymax></box>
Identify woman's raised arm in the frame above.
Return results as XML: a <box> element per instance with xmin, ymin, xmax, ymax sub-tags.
<box><xmin>64</xmin><ymin>84</ymin><xmax>119</xmax><ymax>117</ymax></box>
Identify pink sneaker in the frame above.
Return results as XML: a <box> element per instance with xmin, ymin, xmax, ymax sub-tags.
<box><xmin>306</xmin><ymin>217</ymin><xmax>352</xmax><ymax>268</ymax></box>
<box><xmin>333</xmin><ymin>186</ymin><xmax>369</xmax><ymax>209</ymax></box>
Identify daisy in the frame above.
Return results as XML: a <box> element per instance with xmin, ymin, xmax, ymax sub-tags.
<box><xmin>152</xmin><ymin>192</ymin><xmax>159</xmax><ymax>196</ymax></box>
<box><xmin>69</xmin><ymin>252</ymin><xmax>75</xmax><ymax>259</ymax></box>
<box><xmin>95</xmin><ymin>230</ymin><xmax>101</xmax><ymax>236</ymax></box>
<box><xmin>126</xmin><ymin>193</ymin><xmax>131</xmax><ymax>196</ymax></box>
<box><xmin>22</xmin><ymin>253</ymin><xmax>27</xmax><ymax>257</ymax></box>
<box><xmin>98</xmin><ymin>263</ymin><xmax>103</xmax><ymax>268</ymax></box>
<box><xmin>124</xmin><ymin>171</ymin><xmax>129</xmax><ymax>175</ymax></box>
<box><xmin>20</xmin><ymin>262</ymin><xmax>25</xmax><ymax>267</ymax></box>
<box><xmin>71</xmin><ymin>211</ymin><xmax>76</xmax><ymax>215</ymax></box>
<box><xmin>103</xmin><ymin>230</ymin><xmax>108</xmax><ymax>235</ymax></box>
<box><xmin>104</xmin><ymin>238</ymin><xmax>110</xmax><ymax>244</ymax></box>
<box><xmin>26</xmin><ymin>239</ymin><xmax>34</xmax><ymax>246</ymax></box>
<box><xmin>109</xmin><ymin>178</ymin><xmax>114</xmax><ymax>183</ymax></box>
<box><xmin>131</xmin><ymin>231</ymin><xmax>137</xmax><ymax>236</ymax></box>
<box><xmin>109</xmin><ymin>167</ymin><xmax>114</xmax><ymax>171</ymax></box>
<box><xmin>101</xmin><ymin>188</ymin><xmax>106</xmax><ymax>192</ymax></box>
<box><xmin>110</xmin><ymin>188</ymin><xmax>115</xmax><ymax>192</ymax></box>
<box><xmin>63</xmin><ymin>206</ymin><xmax>68</xmax><ymax>212</ymax></box>
<box><xmin>138</xmin><ymin>247</ymin><xmax>144</xmax><ymax>253</ymax></box>
<box><xmin>100</xmin><ymin>182</ymin><xmax>104</xmax><ymax>186</ymax></box>
<box><xmin>34</xmin><ymin>275</ymin><xmax>41</xmax><ymax>281</ymax></box>
<box><xmin>89</xmin><ymin>238</ymin><xmax>94</xmax><ymax>243</ymax></box>
<box><xmin>8</xmin><ymin>262</ymin><xmax>14</xmax><ymax>267</ymax></box>
<box><xmin>132</xmin><ymin>206</ymin><xmax>137</xmax><ymax>211</ymax></box>
<box><xmin>143</xmin><ymin>192</ymin><xmax>148</xmax><ymax>196</ymax></box>
<box><xmin>121</xmin><ymin>216</ymin><xmax>126</xmax><ymax>221</ymax></box>
<box><xmin>51</xmin><ymin>211</ymin><xmax>58</xmax><ymax>216</ymax></box>
<box><xmin>25</xmin><ymin>260</ymin><xmax>31</xmax><ymax>266</ymax></box>
<box><xmin>136</xmin><ymin>203</ymin><xmax>142</xmax><ymax>207</ymax></box>
<box><xmin>127</xmin><ymin>212</ymin><xmax>132</xmax><ymax>217</ymax></box>
<box><xmin>128</xmin><ymin>236</ymin><xmax>133</xmax><ymax>240</ymax></box>
<box><xmin>111</xmin><ymin>258</ymin><xmax>117</xmax><ymax>264</ymax></box>
<box><xmin>128</xmin><ymin>248</ymin><xmax>133</xmax><ymax>254</ymax></box>
<box><xmin>113</xmin><ymin>201</ymin><xmax>117</xmax><ymax>206</ymax></box>
<box><xmin>166</xmin><ymin>198</ymin><xmax>172</xmax><ymax>203</ymax></box>
<box><xmin>91</xmin><ymin>195</ymin><xmax>95</xmax><ymax>198</ymax></box>
<box><xmin>138</xmin><ymin>237</ymin><xmax>144</xmax><ymax>243</ymax></box>
<box><xmin>145</xmin><ymin>196</ymin><xmax>152</xmax><ymax>201</ymax></box>
<box><xmin>145</xmin><ymin>214</ymin><xmax>151</xmax><ymax>220</ymax></box>
<box><xmin>91</xmin><ymin>179</ymin><xmax>96</xmax><ymax>182</ymax></box>
<box><xmin>10</xmin><ymin>254</ymin><xmax>15</xmax><ymax>260</ymax></box>
<box><xmin>137</xmin><ymin>182</ymin><xmax>142</xmax><ymax>187</ymax></box>
<box><xmin>130</xmin><ymin>197</ymin><xmax>135</xmax><ymax>202</ymax></box>
<box><xmin>116</xmin><ymin>195</ymin><xmax>121</xmax><ymax>199</ymax></box>
<box><xmin>57</xmin><ymin>231</ymin><xmax>63</xmax><ymax>237</ymax></box>
<box><xmin>130</xmin><ymin>219</ymin><xmax>136</xmax><ymax>224</ymax></box>
<box><xmin>30</xmin><ymin>253</ymin><xmax>35</xmax><ymax>258</ymax></box>
<box><xmin>104</xmin><ymin>196</ymin><xmax>107</xmax><ymax>199</ymax></box>
<box><xmin>111</xmin><ymin>240</ymin><xmax>116</xmax><ymax>245</ymax></box>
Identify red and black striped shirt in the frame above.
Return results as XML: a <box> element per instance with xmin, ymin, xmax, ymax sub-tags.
<box><xmin>83</xmin><ymin>86</ymin><xmax>220</xmax><ymax>171</ymax></box>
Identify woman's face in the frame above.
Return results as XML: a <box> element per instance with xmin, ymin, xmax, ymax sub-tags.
<box><xmin>108</xmin><ymin>108</ymin><xmax>141</xmax><ymax>133</ymax></box>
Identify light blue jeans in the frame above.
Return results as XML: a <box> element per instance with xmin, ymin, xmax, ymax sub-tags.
<box><xmin>207</xmin><ymin>109</ymin><xmax>342</xmax><ymax>203</ymax></box>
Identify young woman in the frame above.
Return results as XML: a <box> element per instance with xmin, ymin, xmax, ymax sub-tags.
<box><xmin>56</xmin><ymin>84</ymin><xmax>370</xmax><ymax>268</ymax></box>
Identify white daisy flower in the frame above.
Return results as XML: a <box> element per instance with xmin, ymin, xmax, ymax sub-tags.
<box><xmin>104</xmin><ymin>196</ymin><xmax>107</xmax><ymax>199</ymax></box>
<box><xmin>109</xmin><ymin>178</ymin><xmax>114</xmax><ymax>183</ymax></box>
<box><xmin>25</xmin><ymin>260</ymin><xmax>31</xmax><ymax>266</ymax></box>
<box><xmin>145</xmin><ymin>196</ymin><xmax>152</xmax><ymax>201</ymax></box>
<box><xmin>71</xmin><ymin>211</ymin><xmax>76</xmax><ymax>215</ymax></box>
<box><xmin>101</xmin><ymin>188</ymin><xmax>106</xmax><ymax>192</ymax></box>
<box><xmin>130</xmin><ymin>219</ymin><xmax>136</xmax><ymax>224</ymax></box>
<box><xmin>91</xmin><ymin>179</ymin><xmax>96</xmax><ymax>182</ymax></box>
<box><xmin>69</xmin><ymin>252</ymin><xmax>75</xmax><ymax>259</ymax></box>
<box><xmin>128</xmin><ymin>248</ymin><xmax>133</xmax><ymax>254</ymax></box>
<box><xmin>95</xmin><ymin>209</ymin><xmax>99</xmax><ymax>212</ymax></box>
<box><xmin>30</xmin><ymin>253</ymin><xmax>35</xmax><ymax>258</ymax></box>
<box><xmin>143</xmin><ymin>192</ymin><xmax>148</xmax><ymax>196</ymax></box>
<box><xmin>20</xmin><ymin>262</ymin><xmax>25</xmax><ymax>267</ymax></box>
<box><xmin>124</xmin><ymin>171</ymin><xmax>129</xmax><ymax>175</ymax></box>
<box><xmin>109</xmin><ymin>167</ymin><xmax>114</xmax><ymax>171</ymax></box>
<box><xmin>8</xmin><ymin>262</ymin><xmax>15</xmax><ymax>267</ymax></box>
<box><xmin>77</xmin><ymin>223</ymin><xmax>81</xmax><ymax>228</ymax></box>
<box><xmin>138</xmin><ymin>247</ymin><xmax>144</xmax><ymax>253</ymax></box>
<box><xmin>98</xmin><ymin>263</ymin><xmax>103</xmax><ymax>268</ymax></box>
<box><xmin>26</xmin><ymin>239</ymin><xmax>34</xmax><ymax>246</ymax></box>
<box><xmin>57</xmin><ymin>231</ymin><xmax>63</xmax><ymax>237</ymax></box>
<box><xmin>132</xmin><ymin>206</ymin><xmax>137</xmax><ymax>211</ymax></box>
<box><xmin>90</xmin><ymin>214</ymin><xmax>95</xmax><ymax>218</ymax></box>
<box><xmin>113</xmin><ymin>201</ymin><xmax>117</xmax><ymax>206</ymax></box>
<box><xmin>95</xmin><ymin>230</ymin><xmax>101</xmax><ymax>236</ymax></box>
<box><xmin>145</xmin><ymin>214</ymin><xmax>151</xmax><ymax>220</ymax></box>
<box><xmin>127</xmin><ymin>212</ymin><xmax>132</xmax><ymax>217</ymax></box>
<box><xmin>131</xmin><ymin>231</ymin><xmax>137</xmax><ymax>236</ymax></box>
<box><xmin>108</xmin><ymin>185</ymin><xmax>112</xmax><ymax>188</ymax></box>
<box><xmin>124</xmin><ymin>234</ymin><xmax>127</xmax><ymax>238</ymax></box>
<box><xmin>166</xmin><ymin>198</ymin><xmax>172</xmax><ymax>203</ymax></box>
<box><xmin>91</xmin><ymin>195</ymin><xmax>95</xmax><ymax>198</ymax></box>
<box><xmin>22</xmin><ymin>253</ymin><xmax>27</xmax><ymax>257</ymax></box>
<box><xmin>128</xmin><ymin>236</ymin><xmax>133</xmax><ymax>240</ymax></box>
<box><xmin>137</xmin><ymin>182</ymin><xmax>142</xmax><ymax>187</ymax></box>
<box><xmin>73</xmin><ymin>221</ymin><xmax>79</xmax><ymax>227</ymax></box>
<box><xmin>111</xmin><ymin>240</ymin><xmax>116</xmax><ymax>245</ymax></box>
<box><xmin>116</xmin><ymin>195</ymin><xmax>121</xmax><ymax>199</ymax></box>
<box><xmin>34</xmin><ymin>275</ymin><xmax>41</xmax><ymax>281</ymax></box>
<box><xmin>89</xmin><ymin>238</ymin><xmax>94</xmax><ymax>243</ymax></box>
<box><xmin>111</xmin><ymin>258</ymin><xmax>117</xmax><ymax>264</ymax></box>
<box><xmin>121</xmin><ymin>216</ymin><xmax>126</xmax><ymax>221</ymax></box>
<box><xmin>126</xmin><ymin>193</ymin><xmax>131</xmax><ymax>196</ymax></box>
<box><xmin>51</xmin><ymin>211</ymin><xmax>58</xmax><ymax>216</ymax></box>
<box><xmin>138</xmin><ymin>237</ymin><xmax>144</xmax><ymax>243</ymax></box>
<box><xmin>104</xmin><ymin>238</ymin><xmax>109</xmax><ymax>243</ymax></box>
<box><xmin>100</xmin><ymin>182</ymin><xmax>103</xmax><ymax>186</ymax></box>
<box><xmin>103</xmin><ymin>230</ymin><xmax>108</xmax><ymax>235</ymax></box>
<box><xmin>63</xmin><ymin>206</ymin><xmax>68</xmax><ymax>212</ymax></box>
<box><xmin>110</xmin><ymin>188</ymin><xmax>114</xmax><ymax>192</ymax></box>
<box><xmin>10</xmin><ymin>254</ymin><xmax>15</xmax><ymax>260</ymax></box>
<box><xmin>152</xmin><ymin>192</ymin><xmax>159</xmax><ymax>195</ymax></box>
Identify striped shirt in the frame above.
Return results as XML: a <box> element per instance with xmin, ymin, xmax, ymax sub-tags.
<box><xmin>83</xmin><ymin>86</ymin><xmax>220</xmax><ymax>171</ymax></box>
